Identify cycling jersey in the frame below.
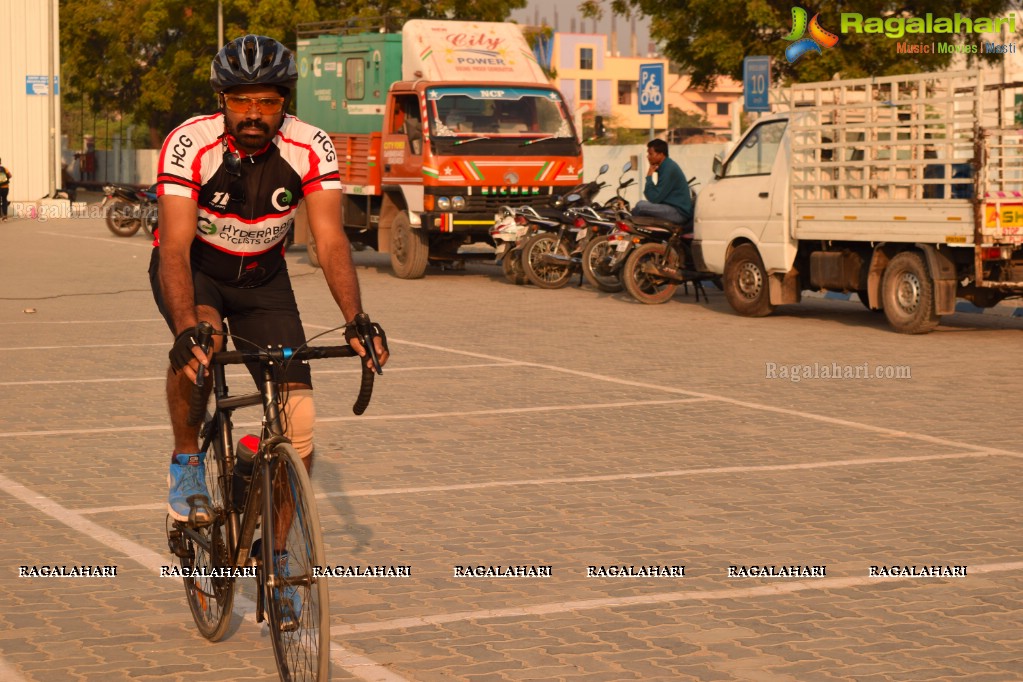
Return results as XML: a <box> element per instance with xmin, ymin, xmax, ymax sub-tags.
<box><xmin>156</xmin><ymin>113</ymin><xmax>341</xmax><ymax>287</ymax></box>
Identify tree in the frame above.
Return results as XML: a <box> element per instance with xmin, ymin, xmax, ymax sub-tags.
<box><xmin>584</xmin><ymin>0</ymin><xmax>1013</xmax><ymax>87</ymax></box>
<box><xmin>60</xmin><ymin>0</ymin><xmax>527</xmax><ymax>146</ymax></box>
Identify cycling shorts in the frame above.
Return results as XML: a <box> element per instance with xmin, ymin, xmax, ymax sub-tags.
<box><xmin>149</xmin><ymin>248</ymin><xmax>312</xmax><ymax>387</ymax></box>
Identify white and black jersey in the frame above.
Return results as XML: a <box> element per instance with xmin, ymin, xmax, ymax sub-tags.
<box><xmin>156</xmin><ymin>113</ymin><xmax>341</xmax><ymax>287</ymax></box>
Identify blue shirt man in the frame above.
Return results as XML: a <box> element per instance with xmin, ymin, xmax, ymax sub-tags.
<box><xmin>633</xmin><ymin>138</ymin><xmax>692</xmax><ymax>225</ymax></box>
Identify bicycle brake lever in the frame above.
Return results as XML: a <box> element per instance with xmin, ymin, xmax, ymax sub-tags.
<box><xmin>354</xmin><ymin>313</ymin><xmax>383</xmax><ymax>375</ymax></box>
<box><xmin>194</xmin><ymin>321</ymin><xmax>213</xmax><ymax>389</ymax></box>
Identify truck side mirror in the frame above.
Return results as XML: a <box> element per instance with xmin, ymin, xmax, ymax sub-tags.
<box><xmin>712</xmin><ymin>155</ymin><xmax>724</xmax><ymax>179</ymax></box>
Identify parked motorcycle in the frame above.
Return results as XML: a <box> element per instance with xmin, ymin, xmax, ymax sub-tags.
<box><xmin>103</xmin><ymin>184</ymin><xmax>158</xmax><ymax>237</ymax></box>
<box><xmin>619</xmin><ymin>181</ymin><xmax>720</xmax><ymax>304</ymax></box>
<box><xmin>493</xmin><ymin>164</ymin><xmax>613</xmax><ymax>285</ymax></box>
<box><xmin>521</xmin><ymin>163</ymin><xmax>634</xmax><ymax>290</ymax></box>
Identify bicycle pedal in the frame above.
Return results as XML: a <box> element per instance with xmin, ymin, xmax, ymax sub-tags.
<box><xmin>187</xmin><ymin>494</ymin><xmax>213</xmax><ymax>527</ymax></box>
<box><xmin>166</xmin><ymin>519</ymin><xmax>192</xmax><ymax>559</ymax></box>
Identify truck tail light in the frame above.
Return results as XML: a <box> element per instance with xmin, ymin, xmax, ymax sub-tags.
<box><xmin>981</xmin><ymin>246</ymin><xmax>1012</xmax><ymax>260</ymax></box>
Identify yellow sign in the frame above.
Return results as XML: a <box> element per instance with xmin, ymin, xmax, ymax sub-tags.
<box><xmin>985</xmin><ymin>202</ymin><xmax>1023</xmax><ymax>228</ymax></box>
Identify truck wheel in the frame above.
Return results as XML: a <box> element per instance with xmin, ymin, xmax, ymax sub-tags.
<box><xmin>390</xmin><ymin>213</ymin><xmax>429</xmax><ymax>279</ymax></box>
<box><xmin>881</xmin><ymin>251</ymin><xmax>939</xmax><ymax>334</ymax></box>
<box><xmin>723</xmin><ymin>244</ymin><xmax>774</xmax><ymax>317</ymax></box>
<box><xmin>307</xmin><ymin>233</ymin><xmax>321</xmax><ymax>268</ymax></box>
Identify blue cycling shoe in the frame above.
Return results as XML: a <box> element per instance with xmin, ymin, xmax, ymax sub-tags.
<box><xmin>167</xmin><ymin>453</ymin><xmax>212</xmax><ymax>525</ymax></box>
<box><xmin>250</xmin><ymin>540</ymin><xmax>302</xmax><ymax>632</ymax></box>
<box><xmin>273</xmin><ymin>551</ymin><xmax>302</xmax><ymax>632</ymax></box>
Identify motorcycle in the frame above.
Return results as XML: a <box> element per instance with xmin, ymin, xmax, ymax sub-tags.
<box><xmin>618</xmin><ymin>181</ymin><xmax>721</xmax><ymax>304</ymax></box>
<box><xmin>492</xmin><ymin>164</ymin><xmax>612</xmax><ymax>286</ymax></box>
<box><xmin>102</xmin><ymin>184</ymin><xmax>158</xmax><ymax>237</ymax></box>
<box><xmin>519</xmin><ymin>164</ymin><xmax>636</xmax><ymax>289</ymax></box>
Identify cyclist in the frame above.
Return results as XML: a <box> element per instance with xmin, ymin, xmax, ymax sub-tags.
<box><xmin>632</xmin><ymin>138</ymin><xmax>693</xmax><ymax>226</ymax></box>
<box><xmin>150</xmin><ymin>35</ymin><xmax>389</xmax><ymax>527</ymax></box>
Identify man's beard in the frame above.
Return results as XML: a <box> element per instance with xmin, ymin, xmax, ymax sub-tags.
<box><xmin>227</xmin><ymin>118</ymin><xmax>276</xmax><ymax>152</ymax></box>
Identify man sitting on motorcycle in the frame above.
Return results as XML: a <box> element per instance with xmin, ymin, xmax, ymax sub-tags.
<box><xmin>632</xmin><ymin>139</ymin><xmax>693</xmax><ymax>227</ymax></box>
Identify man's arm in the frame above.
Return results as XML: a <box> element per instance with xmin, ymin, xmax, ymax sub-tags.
<box><xmin>305</xmin><ymin>189</ymin><xmax>363</xmax><ymax>322</ymax></box>
<box><xmin>644</xmin><ymin>160</ymin><xmax>683</xmax><ymax>204</ymax></box>
<box><xmin>158</xmin><ymin>194</ymin><xmax>201</xmax><ymax>335</ymax></box>
<box><xmin>305</xmin><ymin>189</ymin><xmax>389</xmax><ymax>369</ymax></box>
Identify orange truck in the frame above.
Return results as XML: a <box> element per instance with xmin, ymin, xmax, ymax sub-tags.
<box><xmin>295</xmin><ymin>19</ymin><xmax>583</xmax><ymax>277</ymax></box>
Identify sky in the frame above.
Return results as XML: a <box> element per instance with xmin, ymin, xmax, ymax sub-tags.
<box><xmin>508</xmin><ymin>0</ymin><xmax>657</xmax><ymax>59</ymax></box>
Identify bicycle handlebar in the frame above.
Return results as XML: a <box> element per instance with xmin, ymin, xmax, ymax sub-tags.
<box><xmin>187</xmin><ymin>340</ymin><xmax>374</xmax><ymax>421</ymax></box>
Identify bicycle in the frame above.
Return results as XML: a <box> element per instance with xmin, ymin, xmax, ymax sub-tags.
<box><xmin>166</xmin><ymin>313</ymin><xmax>384</xmax><ymax>681</ymax></box>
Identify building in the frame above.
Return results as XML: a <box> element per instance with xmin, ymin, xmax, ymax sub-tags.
<box><xmin>0</xmin><ymin>0</ymin><xmax>63</xmax><ymax>201</ymax></box>
<box><xmin>547</xmin><ymin>32</ymin><xmax>670</xmax><ymax>134</ymax></box>
<box><xmin>666</xmin><ymin>74</ymin><xmax>742</xmax><ymax>141</ymax></box>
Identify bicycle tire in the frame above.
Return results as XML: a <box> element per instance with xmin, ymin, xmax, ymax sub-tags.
<box><xmin>262</xmin><ymin>443</ymin><xmax>330</xmax><ymax>681</ymax></box>
<box><xmin>180</xmin><ymin>412</ymin><xmax>235</xmax><ymax>641</ymax></box>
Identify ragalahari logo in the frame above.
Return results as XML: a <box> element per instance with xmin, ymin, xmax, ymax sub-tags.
<box><xmin>784</xmin><ymin>7</ymin><xmax>840</xmax><ymax>63</ymax></box>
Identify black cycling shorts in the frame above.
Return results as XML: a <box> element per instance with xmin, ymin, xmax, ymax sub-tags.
<box><xmin>149</xmin><ymin>248</ymin><xmax>312</xmax><ymax>387</ymax></box>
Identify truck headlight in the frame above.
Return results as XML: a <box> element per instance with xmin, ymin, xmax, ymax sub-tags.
<box><xmin>437</xmin><ymin>196</ymin><xmax>451</xmax><ymax>211</ymax></box>
<box><xmin>451</xmin><ymin>196</ymin><xmax>465</xmax><ymax>210</ymax></box>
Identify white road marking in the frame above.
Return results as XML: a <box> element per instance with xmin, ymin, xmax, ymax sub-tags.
<box><xmin>329</xmin><ymin>560</ymin><xmax>1023</xmax><ymax>636</ymax></box>
<box><xmin>0</xmin><ymin>471</ymin><xmax>409</xmax><ymax>682</ymax></box>
<box><xmin>75</xmin><ymin>448</ymin><xmax>1005</xmax><ymax>516</ymax></box>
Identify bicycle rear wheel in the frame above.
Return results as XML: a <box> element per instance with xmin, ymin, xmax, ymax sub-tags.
<box><xmin>180</xmin><ymin>415</ymin><xmax>235</xmax><ymax>640</ymax></box>
<box><xmin>262</xmin><ymin>443</ymin><xmax>329</xmax><ymax>681</ymax></box>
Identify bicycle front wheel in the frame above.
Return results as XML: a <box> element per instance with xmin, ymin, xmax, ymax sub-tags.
<box><xmin>180</xmin><ymin>415</ymin><xmax>235</xmax><ymax>641</ymax></box>
<box><xmin>262</xmin><ymin>443</ymin><xmax>329</xmax><ymax>681</ymax></box>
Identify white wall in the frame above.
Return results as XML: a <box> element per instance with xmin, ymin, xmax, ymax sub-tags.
<box><xmin>0</xmin><ymin>0</ymin><xmax>62</xmax><ymax>201</ymax></box>
<box><xmin>583</xmin><ymin>142</ymin><xmax>728</xmax><ymax>207</ymax></box>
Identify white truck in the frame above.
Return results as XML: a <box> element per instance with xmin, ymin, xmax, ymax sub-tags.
<box><xmin>693</xmin><ymin>69</ymin><xmax>1023</xmax><ymax>333</ymax></box>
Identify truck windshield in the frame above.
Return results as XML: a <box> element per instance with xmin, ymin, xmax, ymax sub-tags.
<box><xmin>427</xmin><ymin>87</ymin><xmax>573</xmax><ymax>139</ymax></box>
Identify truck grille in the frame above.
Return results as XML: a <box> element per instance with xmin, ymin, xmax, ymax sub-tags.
<box><xmin>462</xmin><ymin>191</ymin><xmax>555</xmax><ymax>213</ymax></box>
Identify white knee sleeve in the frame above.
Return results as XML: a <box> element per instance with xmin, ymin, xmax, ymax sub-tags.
<box><xmin>283</xmin><ymin>389</ymin><xmax>316</xmax><ymax>459</ymax></box>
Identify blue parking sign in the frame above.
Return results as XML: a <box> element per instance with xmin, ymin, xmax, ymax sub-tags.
<box><xmin>743</xmin><ymin>57</ymin><xmax>771</xmax><ymax>112</ymax></box>
<box><xmin>638</xmin><ymin>64</ymin><xmax>664</xmax><ymax>115</ymax></box>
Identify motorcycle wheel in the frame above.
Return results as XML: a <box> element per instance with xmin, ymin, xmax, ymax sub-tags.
<box><xmin>622</xmin><ymin>242</ymin><xmax>679</xmax><ymax>304</ymax></box>
<box><xmin>141</xmin><ymin>205</ymin><xmax>158</xmax><ymax>236</ymax></box>
<box><xmin>581</xmin><ymin>234</ymin><xmax>624</xmax><ymax>293</ymax></box>
<box><xmin>502</xmin><ymin>247</ymin><xmax>529</xmax><ymax>285</ymax></box>
<box><xmin>105</xmin><ymin>198</ymin><xmax>142</xmax><ymax>237</ymax></box>
<box><xmin>522</xmin><ymin>233</ymin><xmax>572</xmax><ymax>289</ymax></box>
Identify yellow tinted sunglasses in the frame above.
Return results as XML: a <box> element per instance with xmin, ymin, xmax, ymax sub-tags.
<box><xmin>223</xmin><ymin>95</ymin><xmax>286</xmax><ymax>115</ymax></box>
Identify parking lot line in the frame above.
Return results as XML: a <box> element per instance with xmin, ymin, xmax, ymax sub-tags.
<box><xmin>0</xmin><ymin>469</ymin><xmax>409</xmax><ymax>682</ymax></box>
<box><xmin>74</xmin><ymin>448</ymin><xmax>1003</xmax><ymax>516</ymax></box>
<box><xmin>329</xmin><ymin>559</ymin><xmax>1023</xmax><ymax>637</ymax></box>
<box><xmin>0</xmin><ymin>361</ymin><xmax>522</xmax><ymax>387</ymax></box>
<box><xmin>381</xmin><ymin>335</ymin><xmax>1023</xmax><ymax>459</ymax></box>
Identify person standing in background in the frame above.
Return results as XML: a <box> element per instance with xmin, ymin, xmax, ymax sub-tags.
<box><xmin>0</xmin><ymin>158</ymin><xmax>11</xmax><ymax>221</ymax></box>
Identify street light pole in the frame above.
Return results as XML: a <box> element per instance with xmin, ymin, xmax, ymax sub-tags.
<box><xmin>47</xmin><ymin>0</ymin><xmax>57</xmax><ymax>197</ymax></box>
<box><xmin>218</xmin><ymin>0</ymin><xmax>224</xmax><ymax>48</ymax></box>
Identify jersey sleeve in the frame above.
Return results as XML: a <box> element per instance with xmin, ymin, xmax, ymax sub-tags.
<box><xmin>301</xmin><ymin>128</ymin><xmax>342</xmax><ymax>194</ymax></box>
<box><xmin>156</xmin><ymin>116</ymin><xmax>219</xmax><ymax>200</ymax></box>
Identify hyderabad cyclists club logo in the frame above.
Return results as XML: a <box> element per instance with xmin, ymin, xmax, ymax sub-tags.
<box><xmin>784</xmin><ymin>7</ymin><xmax>839</xmax><ymax>62</ymax></box>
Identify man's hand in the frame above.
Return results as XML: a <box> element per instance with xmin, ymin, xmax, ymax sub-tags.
<box><xmin>169</xmin><ymin>326</ymin><xmax>211</xmax><ymax>383</ymax></box>
<box><xmin>646</xmin><ymin>161</ymin><xmax>660</xmax><ymax>177</ymax></box>
<box><xmin>345</xmin><ymin>317</ymin><xmax>390</xmax><ymax>373</ymax></box>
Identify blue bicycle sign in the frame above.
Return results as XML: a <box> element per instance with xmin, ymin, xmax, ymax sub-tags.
<box><xmin>638</xmin><ymin>64</ymin><xmax>664</xmax><ymax>115</ymax></box>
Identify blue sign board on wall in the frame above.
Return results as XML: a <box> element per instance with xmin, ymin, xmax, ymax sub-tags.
<box><xmin>26</xmin><ymin>75</ymin><xmax>59</xmax><ymax>95</ymax></box>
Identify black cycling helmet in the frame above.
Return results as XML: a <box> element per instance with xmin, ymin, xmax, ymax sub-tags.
<box><xmin>210</xmin><ymin>35</ymin><xmax>298</xmax><ymax>94</ymax></box>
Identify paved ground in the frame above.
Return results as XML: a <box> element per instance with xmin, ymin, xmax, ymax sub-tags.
<box><xmin>1</xmin><ymin>209</ymin><xmax>1021</xmax><ymax>681</ymax></box>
